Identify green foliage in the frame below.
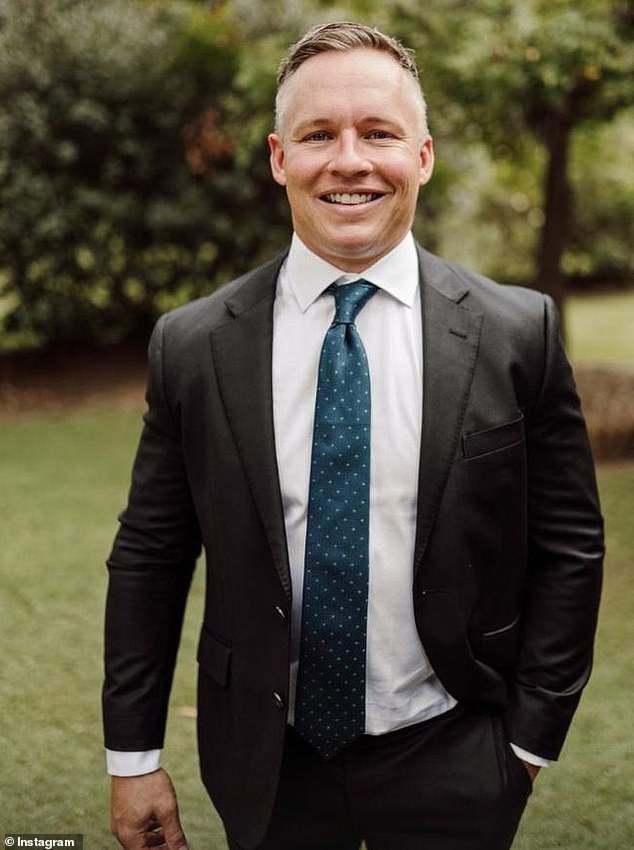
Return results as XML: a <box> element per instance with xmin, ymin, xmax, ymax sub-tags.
<box><xmin>0</xmin><ymin>0</ymin><xmax>632</xmax><ymax>349</ymax></box>
<box><xmin>0</xmin><ymin>0</ymin><xmax>289</xmax><ymax>347</ymax></box>
<box><xmin>566</xmin><ymin>110</ymin><xmax>634</xmax><ymax>282</ymax></box>
<box><xmin>388</xmin><ymin>0</ymin><xmax>634</xmax><ymax>291</ymax></box>
<box><xmin>392</xmin><ymin>0</ymin><xmax>633</xmax><ymax>138</ymax></box>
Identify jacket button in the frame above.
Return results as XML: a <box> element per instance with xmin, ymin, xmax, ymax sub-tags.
<box><xmin>274</xmin><ymin>605</ymin><xmax>287</xmax><ymax>622</ymax></box>
<box><xmin>273</xmin><ymin>692</ymin><xmax>285</xmax><ymax>710</ymax></box>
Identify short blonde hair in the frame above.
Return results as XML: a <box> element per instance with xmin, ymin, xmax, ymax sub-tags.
<box><xmin>274</xmin><ymin>21</ymin><xmax>428</xmax><ymax>137</ymax></box>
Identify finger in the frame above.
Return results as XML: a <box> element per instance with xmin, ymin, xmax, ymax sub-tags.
<box><xmin>113</xmin><ymin>825</ymin><xmax>152</xmax><ymax>850</ymax></box>
<box><xmin>164</xmin><ymin>829</ymin><xmax>188</xmax><ymax>850</ymax></box>
<box><xmin>161</xmin><ymin>816</ymin><xmax>188</xmax><ymax>850</ymax></box>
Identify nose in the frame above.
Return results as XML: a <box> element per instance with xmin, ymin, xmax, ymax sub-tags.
<box><xmin>327</xmin><ymin>132</ymin><xmax>372</xmax><ymax>176</ymax></box>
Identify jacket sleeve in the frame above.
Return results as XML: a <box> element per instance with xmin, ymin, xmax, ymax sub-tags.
<box><xmin>505</xmin><ymin>295</ymin><xmax>604</xmax><ymax>759</ymax></box>
<box><xmin>102</xmin><ymin>314</ymin><xmax>202</xmax><ymax>751</ymax></box>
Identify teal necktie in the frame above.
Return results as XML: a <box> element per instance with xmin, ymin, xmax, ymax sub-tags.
<box><xmin>295</xmin><ymin>281</ymin><xmax>377</xmax><ymax>759</ymax></box>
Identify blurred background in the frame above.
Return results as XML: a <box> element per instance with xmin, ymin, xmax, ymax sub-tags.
<box><xmin>0</xmin><ymin>1</ymin><xmax>632</xmax><ymax>847</ymax></box>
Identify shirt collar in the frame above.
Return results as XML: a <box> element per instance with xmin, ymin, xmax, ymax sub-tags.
<box><xmin>286</xmin><ymin>233</ymin><xmax>419</xmax><ymax>313</ymax></box>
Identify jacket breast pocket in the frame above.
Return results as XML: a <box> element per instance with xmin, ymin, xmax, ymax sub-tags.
<box><xmin>197</xmin><ymin>626</ymin><xmax>232</xmax><ymax>688</ymax></box>
<box><xmin>462</xmin><ymin>413</ymin><xmax>524</xmax><ymax>460</ymax></box>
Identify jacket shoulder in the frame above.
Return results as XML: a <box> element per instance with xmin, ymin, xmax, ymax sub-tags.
<box><xmin>154</xmin><ymin>252</ymin><xmax>287</xmax><ymax>348</ymax></box>
<box><xmin>424</xmin><ymin>248</ymin><xmax>548</xmax><ymax>316</ymax></box>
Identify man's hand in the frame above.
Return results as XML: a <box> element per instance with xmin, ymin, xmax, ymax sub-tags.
<box><xmin>521</xmin><ymin>760</ymin><xmax>541</xmax><ymax>784</ymax></box>
<box><xmin>111</xmin><ymin>768</ymin><xmax>188</xmax><ymax>850</ymax></box>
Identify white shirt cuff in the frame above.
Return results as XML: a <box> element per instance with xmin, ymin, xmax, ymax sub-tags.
<box><xmin>510</xmin><ymin>743</ymin><xmax>552</xmax><ymax>768</ymax></box>
<box><xmin>105</xmin><ymin>745</ymin><xmax>550</xmax><ymax>774</ymax></box>
<box><xmin>106</xmin><ymin>749</ymin><xmax>162</xmax><ymax>776</ymax></box>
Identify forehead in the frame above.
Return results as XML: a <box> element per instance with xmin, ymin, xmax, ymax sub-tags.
<box><xmin>281</xmin><ymin>48</ymin><xmax>419</xmax><ymax>125</ymax></box>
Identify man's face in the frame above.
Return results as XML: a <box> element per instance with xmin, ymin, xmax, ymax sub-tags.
<box><xmin>268</xmin><ymin>48</ymin><xmax>434</xmax><ymax>272</ymax></box>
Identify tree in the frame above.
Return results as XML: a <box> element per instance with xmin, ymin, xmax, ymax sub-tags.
<box><xmin>2</xmin><ymin>0</ymin><xmax>631</xmax><ymax>348</ymax></box>
<box><xmin>390</xmin><ymin>0</ymin><xmax>634</xmax><ymax>316</ymax></box>
<box><xmin>0</xmin><ymin>0</ymin><xmax>241</xmax><ymax>346</ymax></box>
<box><xmin>566</xmin><ymin>111</ymin><xmax>634</xmax><ymax>286</ymax></box>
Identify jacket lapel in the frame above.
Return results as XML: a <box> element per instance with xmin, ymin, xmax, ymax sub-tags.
<box><xmin>210</xmin><ymin>255</ymin><xmax>292</xmax><ymax>598</ymax></box>
<box><xmin>413</xmin><ymin>247</ymin><xmax>483</xmax><ymax>573</ymax></box>
<box><xmin>208</xmin><ymin>245</ymin><xmax>482</xmax><ymax>595</ymax></box>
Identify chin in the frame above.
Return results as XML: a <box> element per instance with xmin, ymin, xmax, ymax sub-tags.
<box><xmin>333</xmin><ymin>240</ymin><xmax>387</xmax><ymax>264</ymax></box>
<box><xmin>326</xmin><ymin>234</ymin><xmax>381</xmax><ymax>258</ymax></box>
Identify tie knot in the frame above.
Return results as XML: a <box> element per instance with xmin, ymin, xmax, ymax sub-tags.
<box><xmin>331</xmin><ymin>281</ymin><xmax>377</xmax><ymax>325</ymax></box>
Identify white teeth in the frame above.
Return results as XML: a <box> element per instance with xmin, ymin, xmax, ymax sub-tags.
<box><xmin>325</xmin><ymin>193</ymin><xmax>377</xmax><ymax>204</ymax></box>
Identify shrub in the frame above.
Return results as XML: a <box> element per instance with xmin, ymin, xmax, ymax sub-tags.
<box><xmin>0</xmin><ymin>0</ymin><xmax>282</xmax><ymax>346</ymax></box>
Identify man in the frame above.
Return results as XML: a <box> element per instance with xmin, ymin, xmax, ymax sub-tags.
<box><xmin>103</xmin><ymin>21</ymin><xmax>604</xmax><ymax>850</ymax></box>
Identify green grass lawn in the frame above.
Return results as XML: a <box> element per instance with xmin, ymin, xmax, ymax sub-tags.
<box><xmin>567</xmin><ymin>290</ymin><xmax>634</xmax><ymax>366</ymax></box>
<box><xmin>1</xmin><ymin>412</ymin><xmax>633</xmax><ymax>849</ymax></box>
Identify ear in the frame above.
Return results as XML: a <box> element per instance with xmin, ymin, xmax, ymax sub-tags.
<box><xmin>268</xmin><ymin>133</ymin><xmax>287</xmax><ymax>187</ymax></box>
<box><xmin>419</xmin><ymin>136</ymin><xmax>435</xmax><ymax>187</ymax></box>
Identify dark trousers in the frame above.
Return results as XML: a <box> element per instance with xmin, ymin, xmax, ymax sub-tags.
<box><xmin>226</xmin><ymin>705</ymin><xmax>533</xmax><ymax>850</ymax></box>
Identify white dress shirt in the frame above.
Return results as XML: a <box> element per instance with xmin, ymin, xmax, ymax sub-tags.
<box><xmin>106</xmin><ymin>232</ymin><xmax>549</xmax><ymax>775</ymax></box>
<box><xmin>273</xmin><ymin>232</ymin><xmax>456</xmax><ymax>731</ymax></box>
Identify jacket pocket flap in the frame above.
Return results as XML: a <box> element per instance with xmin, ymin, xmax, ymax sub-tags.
<box><xmin>463</xmin><ymin>414</ymin><xmax>524</xmax><ymax>459</ymax></box>
<box><xmin>483</xmin><ymin>614</ymin><xmax>521</xmax><ymax>640</ymax></box>
<box><xmin>197</xmin><ymin>627</ymin><xmax>231</xmax><ymax>687</ymax></box>
<box><xmin>480</xmin><ymin>615</ymin><xmax>521</xmax><ymax>672</ymax></box>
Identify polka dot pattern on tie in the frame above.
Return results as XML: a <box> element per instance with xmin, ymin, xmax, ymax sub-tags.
<box><xmin>295</xmin><ymin>281</ymin><xmax>377</xmax><ymax>760</ymax></box>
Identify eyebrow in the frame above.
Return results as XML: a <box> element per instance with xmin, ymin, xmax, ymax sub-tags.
<box><xmin>291</xmin><ymin>118</ymin><xmax>331</xmax><ymax>134</ymax></box>
<box><xmin>291</xmin><ymin>116</ymin><xmax>405</xmax><ymax>135</ymax></box>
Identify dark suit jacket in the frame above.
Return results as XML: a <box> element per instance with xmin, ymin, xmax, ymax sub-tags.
<box><xmin>103</xmin><ymin>244</ymin><xmax>603</xmax><ymax>848</ymax></box>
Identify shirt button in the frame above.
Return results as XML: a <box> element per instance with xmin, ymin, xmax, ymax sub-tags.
<box><xmin>273</xmin><ymin>692</ymin><xmax>285</xmax><ymax>710</ymax></box>
<box><xmin>274</xmin><ymin>605</ymin><xmax>287</xmax><ymax>622</ymax></box>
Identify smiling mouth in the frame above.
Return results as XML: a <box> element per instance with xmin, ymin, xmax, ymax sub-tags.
<box><xmin>321</xmin><ymin>192</ymin><xmax>382</xmax><ymax>205</ymax></box>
